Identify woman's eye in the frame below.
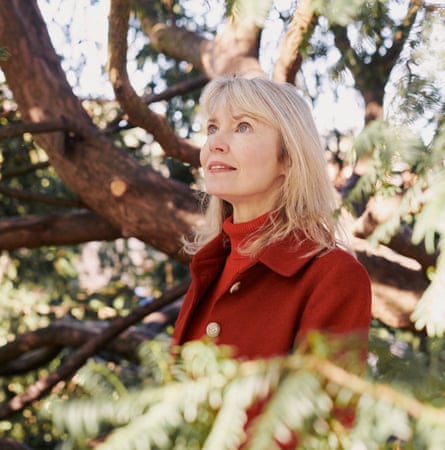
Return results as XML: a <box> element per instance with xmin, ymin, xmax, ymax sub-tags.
<box><xmin>207</xmin><ymin>124</ymin><xmax>217</xmax><ymax>135</ymax></box>
<box><xmin>238</xmin><ymin>122</ymin><xmax>250</xmax><ymax>133</ymax></box>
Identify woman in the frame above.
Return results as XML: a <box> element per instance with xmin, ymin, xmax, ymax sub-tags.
<box><xmin>172</xmin><ymin>75</ymin><xmax>372</xmax><ymax>360</ymax></box>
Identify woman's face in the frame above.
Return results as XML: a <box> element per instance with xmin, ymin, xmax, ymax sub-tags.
<box><xmin>200</xmin><ymin>103</ymin><xmax>285</xmax><ymax>223</ymax></box>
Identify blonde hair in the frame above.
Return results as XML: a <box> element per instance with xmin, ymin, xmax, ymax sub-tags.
<box><xmin>184</xmin><ymin>75</ymin><xmax>340</xmax><ymax>256</ymax></box>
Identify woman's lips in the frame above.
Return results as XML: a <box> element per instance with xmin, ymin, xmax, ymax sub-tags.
<box><xmin>208</xmin><ymin>161</ymin><xmax>236</xmax><ymax>172</ymax></box>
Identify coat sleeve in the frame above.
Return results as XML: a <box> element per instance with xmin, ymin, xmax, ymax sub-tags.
<box><xmin>294</xmin><ymin>249</ymin><xmax>372</xmax><ymax>344</ymax></box>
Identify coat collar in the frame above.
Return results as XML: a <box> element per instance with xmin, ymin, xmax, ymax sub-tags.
<box><xmin>256</xmin><ymin>236</ymin><xmax>322</xmax><ymax>277</ymax></box>
<box><xmin>191</xmin><ymin>232</ymin><xmax>323</xmax><ymax>278</ymax></box>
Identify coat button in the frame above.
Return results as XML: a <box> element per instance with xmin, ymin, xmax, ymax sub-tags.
<box><xmin>206</xmin><ymin>322</ymin><xmax>221</xmax><ymax>338</ymax></box>
<box><xmin>229</xmin><ymin>281</ymin><xmax>241</xmax><ymax>294</ymax></box>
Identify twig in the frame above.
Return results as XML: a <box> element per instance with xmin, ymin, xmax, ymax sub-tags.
<box><xmin>105</xmin><ymin>75</ymin><xmax>208</xmax><ymax>134</ymax></box>
<box><xmin>0</xmin><ymin>277</ymin><xmax>190</xmax><ymax>419</ymax></box>
<box><xmin>141</xmin><ymin>74</ymin><xmax>208</xmax><ymax>104</ymax></box>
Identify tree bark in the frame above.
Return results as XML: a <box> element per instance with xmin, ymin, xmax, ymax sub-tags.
<box><xmin>0</xmin><ymin>0</ymin><xmax>201</xmax><ymax>261</ymax></box>
<box><xmin>137</xmin><ymin>0</ymin><xmax>264</xmax><ymax>77</ymax></box>
<box><xmin>0</xmin><ymin>211</ymin><xmax>120</xmax><ymax>250</ymax></box>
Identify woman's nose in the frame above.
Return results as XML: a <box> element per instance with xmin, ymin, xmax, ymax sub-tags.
<box><xmin>208</xmin><ymin>132</ymin><xmax>229</xmax><ymax>153</ymax></box>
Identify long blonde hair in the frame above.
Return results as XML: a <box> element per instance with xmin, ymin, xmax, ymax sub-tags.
<box><xmin>184</xmin><ymin>75</ymin><xmax>340</xmax><ymax>256</ymax></box>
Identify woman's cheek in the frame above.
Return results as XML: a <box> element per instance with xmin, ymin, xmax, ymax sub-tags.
<box><xmin>199</xmin><ymin>145</ymin><xmax>208</xmax><ymax>167</ymax></box>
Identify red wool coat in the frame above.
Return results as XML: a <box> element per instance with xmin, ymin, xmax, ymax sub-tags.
<box><xmin>172</xmin><ymin>233</ymin><xmax>372</xmax><ymax>360</ymax></box>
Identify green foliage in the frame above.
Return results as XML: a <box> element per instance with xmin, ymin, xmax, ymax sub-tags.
<box><xmin>0</xmin><ymin>239</ymin><xmax>187</xmax><ymax>447</ymax></box>
<box><xmin>344</xmin><ymin>110</ymin><xmax>445</xmax><ymax>337</ymax></box>
<box><xmin>365</xmin><ymin>325</ymin><xmax>445</xmax><ymax>449</ymax></box>
<box><xmin>75</xmin><ymin>359</ymin><xmax>128</xmax><ymax>398</ymax></box>
<box><xmin>313</xmin><ymin>0</ymin><xmax>371</xmax><ymax>27</ymax></box>
<box><xmin>333</xmin><ymin>4</ymin><xmax>445</xmax><ymax>338</ymax></box>
<box><xmin>411</xmin><ymin>252</ymin><xmax>445</xmax><ymax>337</ymax></box>
<box><xmin>227</xmin><ymin>0</ymin><xmax>274</xmax><ymax>27</ymax></box>
<box><xmin>45</xmin><ymin>333</ymin><xmax>445</xmax><ymax>450</ymax></box>
<box><xmin>368</xmin><ymin>323</ymin><xmax>445</xmax><ymax>403</ymax></box>
<box><xmin>387</xmin><ymin>7</ymin><xmax>445</xmax><ymax>125</ymax></box>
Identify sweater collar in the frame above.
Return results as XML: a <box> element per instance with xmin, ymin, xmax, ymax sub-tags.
<box><xmin>222</xmin><ymin>213</ymin><xmax>322</xmax><ymax>276</ymax></box>
<box><xmin>192</xmin><ymin>214</ymin><xmax>322</xmax><ymax>278</ymax></box>
<box><xmin>222</xmin><ymin>213</ymin><xmax>269</xmax><ymax>256</ymax></box>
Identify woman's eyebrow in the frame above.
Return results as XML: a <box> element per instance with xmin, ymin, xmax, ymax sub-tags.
<box><xmin>231</xmin><ymin>113</ymin><xmax>254</xmax><ymax>121</ymax></box>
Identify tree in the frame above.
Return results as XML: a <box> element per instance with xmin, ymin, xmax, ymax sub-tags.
<box><xmin>0</xmin><ymin>0</ymin><xmax>442</xmax><ymax>319</ymax></box>
<box><xmin>0</xmin><ymin>0</ymin><xmax>444</xmax><ymax>447</ymax></box>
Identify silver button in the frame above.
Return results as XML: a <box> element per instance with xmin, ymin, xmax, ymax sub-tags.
<box><xmin>206</xmin><ymin>322</ymin><xmax>221</xmax><ymax>338</ymax></box>
<box><xmin>229</xmin><ymin>281</ymin><xmax>241</xmax><ymax>294</ymax></box>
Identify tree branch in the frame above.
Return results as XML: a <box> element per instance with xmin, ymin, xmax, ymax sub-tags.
<box><xmin>354</xmin><ymin>236</ymin><xmax>429</xmax><ymax>330</ymax></box>
<box><xmin>272</xmin><ymin>0</ymin><xmax>315</xmax><ymax>83</ymax></box>
<box><xmin>1</xmin><ymin>161</ymin><xmax>50</xmax><ymax>179</ymax></box>
<box><xmin>0</xmin><ymin>439</ymin><xmax>32</xmax><ymax>450</ymax></box>
<box><xmin>330</xmin><ymin>24</ymin><xmax>385</xmax><ymax>123</ymax></box>
<box><xmin>105</xmin><ymin>75</ymin><xmax>209</xmax><ymax>134</ymax></box>
<box><xmin>0</xmin><ymin>118</ymin><xmax>92</xmax><ymax>140</ymax></box>
<box><xmin>0</xmin><ymin>300</ymin><xmax>182</xmax><ymax>375</ymax></box>
<box><xmin>0</xmin><ymin>210</ymin><xmax>121</xmax><ymax>250</ymax></box>
<box><xmin>0</xmin><ymin>0</ymin><xmax>202</xmax><ymax>259</ymax></box>
<box><xmin>0</xmin><ymin>277</ymin><xmax>190</xmax><ymax>419</ymax></box>
<box><xmin>136</xmin><ymin>0</ymin><xmax>209</xmax><ymax>72</ymax></box>
<box><xmin>302</xmin><ymin>354</ymin><xmax>445</xmax><ymax>424</ymax></box>
<box><xmin>137</xmin><ymin>0</ymin><xmax>264</xmax><ymax>78</ymax></box>
<box><xmin>353</xmin><ymin>196</ymin><xmax>438</xmax><ymax>270</ymax></box>
<box><xmin>141</xmin><ymin>74</ymin><xmax>209</xmax><ymax>105</ymax></box>
<box><xmin>380</xmin><ymin>0</ymin><xmax>422</xmax><ymax>69</ymax></box>
<box><xmin>0</xmin><ymin>347</ymin><xmax>63</xmax><ymax>376</ymax></box>
<box><xmin>108</xmin><ymin>0</ymin><xmax>200</xmax><ymax>167</ymax></box>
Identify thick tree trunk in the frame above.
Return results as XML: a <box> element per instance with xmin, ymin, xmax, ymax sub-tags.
<box><xmin>0</xmin><ymin>0</ymin><xmax>200</xmax><ymax>261</ymax></box>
